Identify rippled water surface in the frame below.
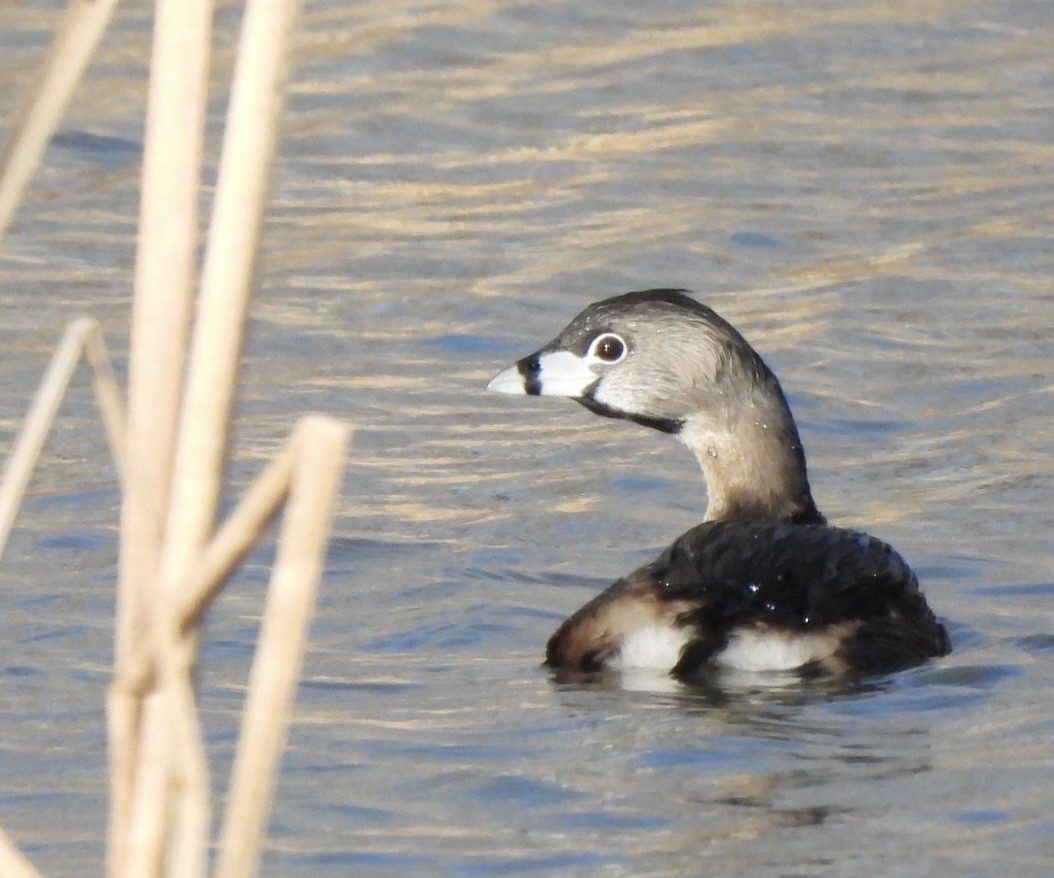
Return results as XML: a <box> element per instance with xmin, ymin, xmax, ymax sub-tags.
<box><xmin>1</xmin><ymin>1</ymin><xmax>1053</xmax><ymax>876</ymax></box>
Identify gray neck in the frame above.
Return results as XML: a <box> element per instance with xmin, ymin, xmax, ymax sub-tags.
<box><xmin>678</xmin><ymin>396</ymin><xmax>824</xmax><ymax>525</ymax></box>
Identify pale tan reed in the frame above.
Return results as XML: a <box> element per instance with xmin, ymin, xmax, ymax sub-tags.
<box><xmin>0</xmin><ymin>827</ymin><xmax>44</xmax><ymax>878</ymax></box>
<box><xmin>0</xmin><ymin>0</ymin><xmax>122</xmax><ymax>241</ymax></box>
<box><xmin>163</xmin><ymin>0</ymin><xmax>303</xmax><ymax>573</ymax></box>
<box><xmin>216</xmin><ymin>417</ymin><xmax>350</xmax><ymax>878</ymax></box>
<box><xmin>150</xmin><ymin>0</ymin><xmax>303</xmax><ymax>872</ymax></box>
<box><xmin>0</xmin><ymin>0</ymin><xmax>346</xmax><ymax>876</ymax></box>
<box><xmin>110</xmin><ymin>0</ymin><xmax>215</xmax><ymax>873</ymax></box>
<box><xmin>0</xmin><ymin>317</ymin><xmax>126</xmax><ymax>564</ymax></box>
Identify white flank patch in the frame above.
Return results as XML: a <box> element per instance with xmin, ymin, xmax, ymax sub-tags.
<box><xmin>614</xmin><ymin>624</ymin><xmax>693</xmax><ymax>672</ymax></box>
<box><xmin>716</xmin><ymin>628</ymin><xmax>837</xmax><ymax>672</ymax></box>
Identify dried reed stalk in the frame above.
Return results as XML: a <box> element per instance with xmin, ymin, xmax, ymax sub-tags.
<box><xmin>0</xmin><ymin>317</ymin><xmax>126</xmax><ymax>563</ymax></box>
<box><xmin>215</xmin><ymin>417</ymin><xmax>349</xmax><ymax>878</ymax></box>
<box><xmin>110</xmin><ymin>0</ymin><xmax>215</xmax><ymax>873</ymax></box>
<box><xmin>115</xmin><ymin>415</ymin><xmax>345</xmax><ymax>878</ymax></box>
<box><xmin>119</xmin><ymin>438</ymin><xmax>297</xmax><ymax>695</ymax></box>
<box><xmin>163</xmin><ymin>0</ymin><xmax>303</xmax><ymax>570</ymax></box>
<box><xmin>0</xmin><ymin>0</ymin><xmax>122</xmax><ymax>241</ymax></box>
<box><xmin>178</xmin><ymin>436</ymin><xmax>296</xmax><ymax>631</ymax></box>
<box><xmin>0</xmin><ymin>828</ymin><xmax>43</xmax><ymax>878</ymax></box>
<box><xmin>0</xmin><ymin>0</ymin><xmax>336</xmax><ymax>875</ymax></box>
<box><xmin>143</xmin><ymin>0</ymin><xmax>303</xmax><ymax>873</ymax></box>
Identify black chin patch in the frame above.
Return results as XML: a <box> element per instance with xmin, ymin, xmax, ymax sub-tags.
<box><xmin>576</xmin><ymin>396</ymin><xmax>683</xmax><ymax>434</ymax></box>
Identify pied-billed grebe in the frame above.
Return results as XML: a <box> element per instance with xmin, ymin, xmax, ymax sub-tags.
<box><xmin>488</xmin><ymin>289</ymin><xmax>949</xmax><ymax>678</ymax></box>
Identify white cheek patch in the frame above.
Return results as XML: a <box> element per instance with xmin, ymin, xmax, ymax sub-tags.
<box><xmin>591</xmin><ymin>380</ymin><xmax>636</xmax><ymax>413</ymax></box>
<box><xmin>533</xmin><ymin>350</ymin><xmax>599</xmax><ymax>397</ymax></box>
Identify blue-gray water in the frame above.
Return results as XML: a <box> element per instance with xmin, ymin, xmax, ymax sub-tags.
<box><xmin>1</xmin><ymin>1</ymin><xmax>1053</xmax><ymax>876</ymax></box>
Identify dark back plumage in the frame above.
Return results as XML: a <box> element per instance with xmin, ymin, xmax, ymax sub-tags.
<box><xmin>656</xmin><ymin>521</ymin><xmax>950</xmax><ymax>673</ymax></box>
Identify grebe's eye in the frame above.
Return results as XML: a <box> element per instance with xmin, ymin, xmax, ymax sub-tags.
<box><xmin>589</xmin><ymin>333</ymin><xmax>626</xmax><ymax>363</ymax></box>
